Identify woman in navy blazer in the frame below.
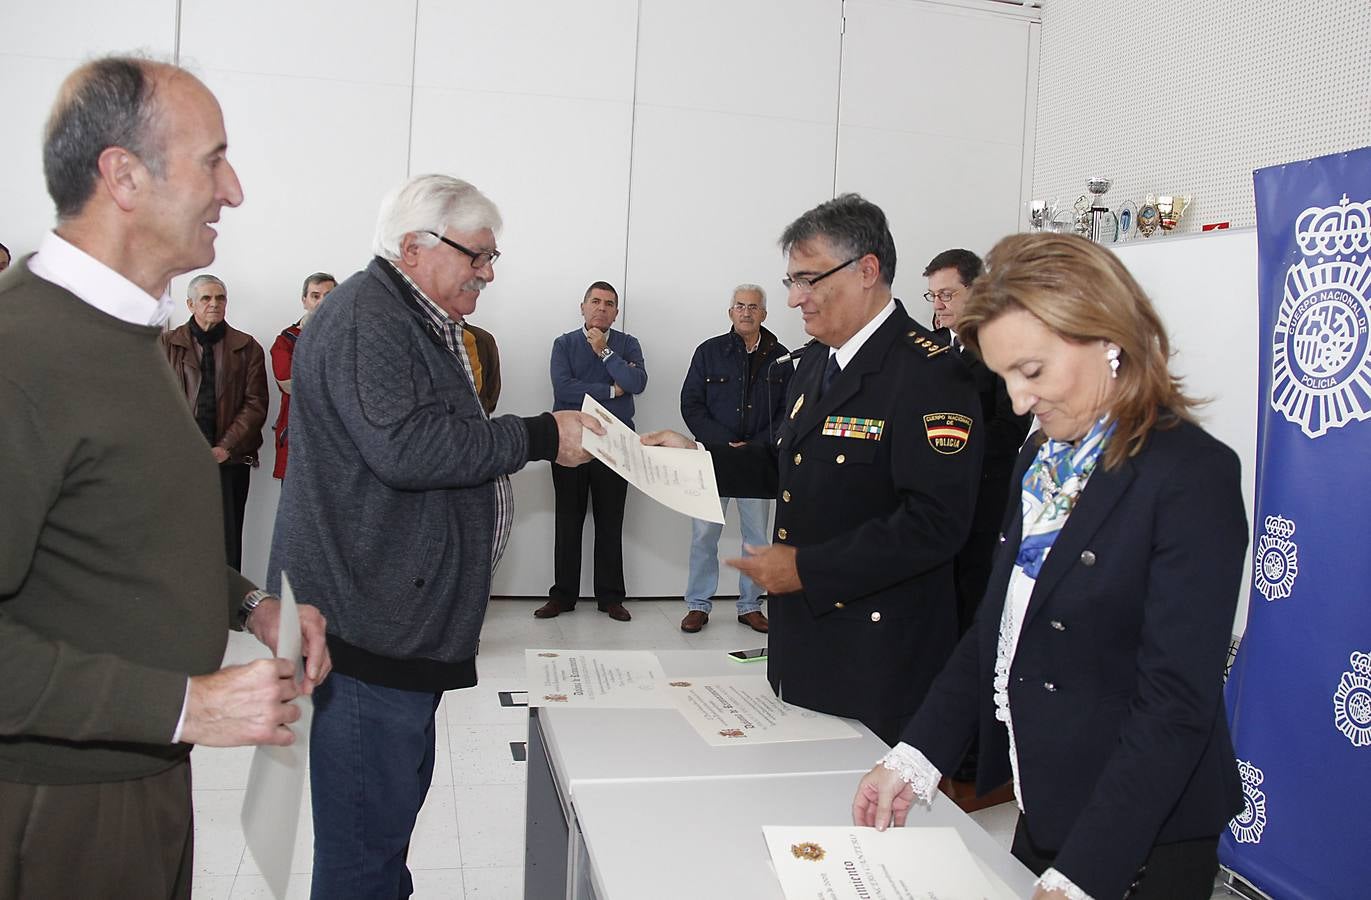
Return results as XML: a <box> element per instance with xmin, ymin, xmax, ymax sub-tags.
<box><xmin>852</xmin><ymin>233</ymin><xmax>1248</xmax><ymax>900</ymax></box>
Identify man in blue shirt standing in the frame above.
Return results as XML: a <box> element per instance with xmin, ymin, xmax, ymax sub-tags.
<box><xmin>537</xmin><ymin>281</ymin><xmax>648</xmax><ymax>621</ymax></box>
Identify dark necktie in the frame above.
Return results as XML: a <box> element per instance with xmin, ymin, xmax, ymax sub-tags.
<box><xmin>821</xmin><ymin>354</ymin><xmax>841</xmax><ymax>396</ymax></box>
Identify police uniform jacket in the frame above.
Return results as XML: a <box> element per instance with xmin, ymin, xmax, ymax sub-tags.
<box><xmin>898</xmin><ymin>418</ymin><xmax>1247</xmax><ymax>900</ymax></box>
<box><xmin>711</xmin><ymin>300</ymin><xmax>983</xmax><ymax>737</ymax></box>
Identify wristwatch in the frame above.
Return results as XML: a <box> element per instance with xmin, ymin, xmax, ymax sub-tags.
<box><xmin>239</xmin><ymin>588</ymin><xmax>273</xmax><ymax>628</ymax></box>
<box><xmin>599</xmin><ymin>347</ymin><xmax>613</xmax><ymax>361</ymax></box>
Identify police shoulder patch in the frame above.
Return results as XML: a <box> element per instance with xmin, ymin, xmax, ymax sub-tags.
<box><xmin>923</xmin><ymin>412</ymin><xmax>973</xmax><ymax>454</ymax></box>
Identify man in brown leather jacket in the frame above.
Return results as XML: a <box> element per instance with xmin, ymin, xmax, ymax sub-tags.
<box><xmin>162</xmin><ymin>274</ymin><xmax>268</xmax><ymax>570</ymax></box>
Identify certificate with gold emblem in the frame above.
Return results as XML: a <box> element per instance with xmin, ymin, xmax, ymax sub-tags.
<box><xmin>666</xmin><ymin>675</ymin><xmax>859</xmax><ymax>746</ymax></box>
<box><xmin>762</xmin><ymin>826</ymin><xmax>1012</xmax><ymax>899</ymax></box>
<box><xmin>525</xmin><ymin>649</ymin><xmax>675</xmax><ymax>708</ymax></box>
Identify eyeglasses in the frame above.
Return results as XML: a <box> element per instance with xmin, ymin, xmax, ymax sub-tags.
<box><xmin>923</xmin><ymin>288</ymin><xmax>961</xmax><ymax>304</ymax></box>
<box><xmin>425</xmin><ymin>231</ymin><xmax>501</xmax><ymax>268</ymax></box>
<box><xmin>731</xmin><ymin>303</ymin><xmax>762</xmax><ymax>313</ymax></box>
<box><xmin>782</xmin><ymin>257</ymin><xmax>859</xmax><ymax>293</ymax></box>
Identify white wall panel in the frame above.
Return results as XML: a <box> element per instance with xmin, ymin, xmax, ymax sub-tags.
<box><xmin>179</xmin><ymin>0</ymin><xmax>415</xmax><ymax>85</ymax></box>
<box><xmin>414</xmin><ymin>0</ymin><xmax>638</xmax><ymax>101</ymax></box>
<box><xmin>836</xmin><ymin>0</ymin><xmax>1034</xmax><ymax>326</ymax></box>
<box><xmin>835</xmin><ymin>127</ymin><xmax>1024</xmax><ymax>325</ymax></box>
<box><xmin>409</xmin><ymin>86</ymin><xmax>635</xmax><ymax>597</ymax></box>
<box><xmin>0</xmin><ymin>0</ymin><xmax>175</xmax><ymax>60</ymax></box>
<box><xmin>635</xmin><ymin>0</ymin><xmax>840</xmax><ymax>121</ymax></box>
<box><xmin>840</xmin><ymin>0</ymin><xmax>1029</xmax><ymax>144</ymax></box>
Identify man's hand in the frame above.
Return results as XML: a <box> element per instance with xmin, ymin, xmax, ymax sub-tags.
<box><xmin>587</xmin><ymin>328</ymin><xmax>609</xmax><ymax>356</ymax></box>
<box><xmin>211</xmin><ymin>446</ymin><xmax>230</xmax><ymax>464</ymax></box>
<box><xmin>640</xmin><ymin>429</ymin><xmax>697</xmax><ymax>450</ymax></box>
<box><xmin>727</xmin><ymin>543</ymin><xmax>801</xmax><ymax>594</ymax></box>
<box><xmin>553</xmin><ymin>410</ymin><xmax>605</xmax><ymax>466</ymax></box>
<box><xmin>611</xmin><ymin>383</ymin><xmax>623</xmax><ymax>399</ymax></box>
<box><xmin>181</xmin><ymin>659</ymin><xmax>302</xmax><ymax>747</ymax></box>
<box><xmin>246</xmin><ymin>598</ymin><xmax>333</xmax><ymax>693</ymax></box>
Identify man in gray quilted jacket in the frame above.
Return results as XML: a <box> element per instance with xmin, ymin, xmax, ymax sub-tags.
<box><xmin>267</xmin><ymin>174</ymin><xmax>602</xmax><ymax>900</ymax></box>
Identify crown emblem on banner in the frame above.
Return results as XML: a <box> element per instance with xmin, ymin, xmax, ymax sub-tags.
<box><xmin>1269</xmin><ymin>193</ymin><xmax>1371</xmax><ymax>439</ymax></box>
<box><xmin>1296</xmin><ymin>194</ymin><xmax>1371</xmax><ymax>258</ymax></box>
<box><xmin>1229</xmin><ymin>759</ymin><xmax>1269</xmax><ymax>844</ymax></box>
<box><xmin>1253</xmin><ymin>514</ymin><xmax>1299</xmax><ymax>601</ymax></box>
<box><xmin>1333</xmin><ymin>650</ymin><xmax>1371</xmax><ymax>748</ymax></box>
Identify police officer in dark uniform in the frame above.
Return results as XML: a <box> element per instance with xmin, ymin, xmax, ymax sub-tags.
<box><xmin>644</xmin><ymin>194</ymin><xmax>983</xmax><ymax>745</ymax></box>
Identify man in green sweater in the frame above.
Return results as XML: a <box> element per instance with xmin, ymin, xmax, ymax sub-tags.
<box><xmin>0</xmin><ymin>56</ymin><xmax>331</xmax><ymax>899</ymax></box>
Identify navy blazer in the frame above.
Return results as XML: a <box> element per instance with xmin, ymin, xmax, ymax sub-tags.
<box><xmin>899</xmin><ymin>417</ymin><xmax>1248</xmax><ymax>900</ymax></box>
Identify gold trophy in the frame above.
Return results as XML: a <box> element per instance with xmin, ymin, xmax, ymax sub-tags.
<box><xmin>1157</xmin><ymin>195</ymin><xmax>1192</xmax><ymax>232</ymax></box>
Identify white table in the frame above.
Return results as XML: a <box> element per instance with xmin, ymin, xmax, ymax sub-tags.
<box><xmin>573</xmin><ymin>771</ymin><xmax>1038</xmax><ymax>899</ymax></box>
<box><xmin>524</xmin><ymin>649</ymin><xmax>891</xmax><ymax>898</ymax></box>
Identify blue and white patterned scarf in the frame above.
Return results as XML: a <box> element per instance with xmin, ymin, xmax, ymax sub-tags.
<box><xmin>1015</xmin><ymin>416</ymin><xmax>1114</xmax><ymax>578</ymax></box>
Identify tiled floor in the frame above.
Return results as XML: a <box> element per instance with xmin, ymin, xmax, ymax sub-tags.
<box><xmin>189</xmin><ymin>599</ymin><xmax>1242</xmax><ymax>899</ymax></box>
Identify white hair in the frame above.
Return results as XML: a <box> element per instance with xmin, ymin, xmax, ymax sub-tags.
<box><xmin>187</xmin><ymin>273</ymin><xmax>226</xmax><ymax>299</ymax></box>
<box><xmin>733</xmin><ymin>283</ymin><xmax>766</xmax><ymax>307</ymax></box>
<box><xmin>371</xmin><ymin>174</ymin><xmax>503</xmax><ymax>260</ymax></box>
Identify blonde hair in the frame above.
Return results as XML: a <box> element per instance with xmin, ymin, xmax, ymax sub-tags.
<box><xmin>958</xmin><ymin>233</ymin><xmax>1198</xmax><ymax>469</ymax></box>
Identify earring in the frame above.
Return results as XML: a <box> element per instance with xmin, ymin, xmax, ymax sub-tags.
<box><xmin>1105</xmin><ymin>345</ymin><xmax>1120</xmax><ymax>379</ymax></box>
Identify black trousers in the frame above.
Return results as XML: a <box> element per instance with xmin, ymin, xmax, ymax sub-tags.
<box><xmin>550</xmin><ymin>459</ymin><xmax>627</xmax><ymax>607</ymax></box>
<box><xmin>220</xmin><ymin>463</ymin><xmax>251</xmax><ymax>571</ymax></box>
<box><xmin>1011</xmin><ymin>816</ymin><xmax>1219</xmax><ymax>899</ymax></box>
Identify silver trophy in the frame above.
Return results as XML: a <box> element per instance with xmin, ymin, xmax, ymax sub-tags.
<box><xmin>1086</xmin><ymin>177</ymin><xmax>1118</xmax><ymax>244</ymax></box>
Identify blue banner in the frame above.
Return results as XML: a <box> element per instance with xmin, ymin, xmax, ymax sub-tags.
<box><xmin>1223</xmin><ymin>147</ymin><xmax>1371</xmax><ymax>898</ymax></box>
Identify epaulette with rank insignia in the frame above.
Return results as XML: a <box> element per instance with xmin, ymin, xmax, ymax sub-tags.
<box><xmin>904</xmin><ymin>328</ymin><xmax>952</xmax><ymax>358</ymax></box>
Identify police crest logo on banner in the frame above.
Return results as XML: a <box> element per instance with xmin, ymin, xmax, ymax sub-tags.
<box><xmin>1229</xmin><ymin>759</ymin><xmax>1269</xmax><ymax>845</ymax></box>
<box><xmin>1252</xmin><ymin>514</ymin><xmax>1299</xmax><ymax>601</ymax></box>
<box><xmin>1332</xmin><ymin>651</ymin><xmax>1371</xmax><ymax>747</ymax></box>
<box><xmin>1270</xmin><ymin>194</ymin><xmax>1371</xmax><ymax>439</ymax></box>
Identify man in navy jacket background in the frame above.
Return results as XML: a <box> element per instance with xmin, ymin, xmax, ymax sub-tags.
<box><xmin>678</xmin><ymin>284</ymin><xmax>791</xmax><ymax>634</ymax></box>
<box><xmin>537</xmin><ymin>281</ymin><xmax>648</xmax><ymax>621</ymax></box>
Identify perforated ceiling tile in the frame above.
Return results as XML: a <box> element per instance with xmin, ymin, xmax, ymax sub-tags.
<box><xmin>1031</xmin><ymin>0</ymin><xmax>1371</xmax><ymax>235</ymax></box>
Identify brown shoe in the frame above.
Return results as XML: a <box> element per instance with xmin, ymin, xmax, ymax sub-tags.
<box><xmin>534</xmin><ymin>599</ymin><xmax>570</xmax><ymax>619</ymax></box>
<box><xmin>737</xmin><ymin>611</ymin><xmax>769</xmax><ymax>633</ymax></box>
<box><xmin>599</xmin><ymin>602</ymin><xmax>632</xmax><ymax>622</ymax></box>
<box><xmin>680</xmin><ymin>610</ymin><xmax>709</xmax><ymax>633</ymax></box>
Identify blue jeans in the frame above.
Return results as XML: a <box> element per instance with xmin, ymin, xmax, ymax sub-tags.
<box><xmin>309</xmin><ymin>672</ymin><xmax>443</xmax><ymax>900</ymax></box>
<box><xmin>685</xmin><ymin>497</ymin><xmax>771</xmax><ymax>614</ymax></box>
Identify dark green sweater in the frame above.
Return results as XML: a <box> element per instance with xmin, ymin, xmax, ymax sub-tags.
<box><xmin>0</xmin><ymin>259</ymin><xmax>253</xmax><ymax>784</ymax></box>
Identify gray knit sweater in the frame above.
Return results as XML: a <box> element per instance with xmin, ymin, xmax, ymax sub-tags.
<box><xmin>267</xmin><ymin>259</ymin><xmax>554</xmax><ymax>686</ymax></box>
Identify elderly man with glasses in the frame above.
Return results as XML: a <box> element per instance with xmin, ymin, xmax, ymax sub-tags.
<box><xmin>645</xmin><ymin>194</ymin><xmax>983</xmax><ymax>745</ymax></box>
<box><xmin>677</xmin><ymin>284</ymin><xmax>793</xmax><ymax>634</ymax></box>
<box><xmin>267</xmin><ymin>174</ymin><xmax>602</xmax><ymax>899</ymax></box>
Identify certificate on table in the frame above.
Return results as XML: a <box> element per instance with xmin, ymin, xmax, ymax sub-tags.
<box><xmin>579</xmin><ymin>394</ymin><xmax>725</xmax><ymax>523</ymax></box>
<box><xmin>667</xmin><ymin>675</ymin><xmax>859</xmax><ymax>746</ymax></box>
<box><xmin>526</xmin><ymin>649</ymin><xmax>675</xmax><ymax>708</ymax></box>
<box><xmin>762</xmin><ymin>826</ymin><xmax>1011</xmax><ymax>900</ymax></box>
<box><xmin>241</xmin><ymin>572</ymin><xmax>311</xmax><ymax>900</ymax></box>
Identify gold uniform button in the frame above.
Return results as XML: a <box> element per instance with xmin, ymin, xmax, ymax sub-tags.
<box><xmin>777</xmin><ymin>528</ymin><xmax>788</xmax><ymax>540</ymax></box>
<box><xmin>782</xmin><ymin>490</ymin><xmax>792</xmax><ymax>502</ymax></box>
<box><xmin>835</xmin><ymin>453</ymin><xmax>846</xmax><ymax>464</ymax></box>
<box><xmin>793</xmin><ymin>452</ymin><xmax>802</xmax><ymax>465</ymax></box>
<box><xmin>834</xmin><ymin>601</ymin><xmax>845</xmax><ymax>609</ymax></box>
